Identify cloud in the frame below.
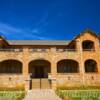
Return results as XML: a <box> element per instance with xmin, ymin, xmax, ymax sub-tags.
<box><xmin>0</xmin><ymin>22</ymin><xmax>49</xmax><ymax>40</ymax></box>
<box><xmin>31</xmin><ymin>29</ymin><xmax>40</xmax><ymax>34</ymax></box>
<box><xmin>35</xmin><ymin>12</ymin><xmax>49</xmax><ymax>28</ymax></box>
<box><xmin>30</xmin><ymin>12</ymin><xmax>49</xmax><ymax>35</ymax></box>
<box><xmin>0</xmin><ymin>23</ymin><xmax>22</xmax><ymax>34</ymax></box>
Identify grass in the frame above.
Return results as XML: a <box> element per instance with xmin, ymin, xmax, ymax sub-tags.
<box><xmin>56</xmin><ymin>90</ymin><xmax>100</xmax><ymax>100</ymax></box>
<box><xmin>0</xmin><ymin>91</ymin><xmax>25</xmax><ymax>100</ymax></box>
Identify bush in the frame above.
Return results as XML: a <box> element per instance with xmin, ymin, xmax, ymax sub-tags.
<box><xmin>56</xmin><ymin>85</ymin><xmax>100</xmax><ymax>90</ymax></box>
<box><xmin>0</xmin><ymin>91</ymin><xmax>25</xmax><ymax>100</ymax></box>
<box><xmin>0</xmin><ymin>86</ymin><xmax>25</xmax><ymax>91</ymax></box>
<box><xmin>56</xmin><ymin>90</ymin><xmax>100</xmax><ymax>100</ymax></box>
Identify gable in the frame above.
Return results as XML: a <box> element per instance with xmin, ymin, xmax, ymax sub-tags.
<box><xmin>74</xmin><ymin>29</ymin><xmax>100</xmax><ymax>41</ymax></box>
<box><xmin>0</xmin><ymin>36</ymin><xmax>9</xmax><ymax>47</ymax></box>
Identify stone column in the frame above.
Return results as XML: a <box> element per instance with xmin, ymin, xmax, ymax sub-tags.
<box><xmin>95</xmin><ymin>39</ymin><xmax>100</xmax><ymax>73</ymax></box>
<box><xmin>51</xmin><ymin>61</ymin><xmax>57</xmax><ymax>90</ymax></box>
<box><xmin>76</xmin><ymin>40</ymin><xmax>83</xmax><ymax>73</ymax></box>
<box><xmin>50</xmin><ymin>47</ymin><xmax>57</xmax><ymax>90</ymax></box>
<box><xmin>22</xmin><ymin>47</ymin><xmax>30</xmax><ymax>90</ymax></box>
<box><xmin>76</xmin><ymin>39</ymin><xmax>85</xmax><ymax>85</ymax></box>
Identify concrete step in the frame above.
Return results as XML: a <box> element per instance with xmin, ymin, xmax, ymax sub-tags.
<box><xmin>23</xmin><ymin>89</ymin><xmax>62</xmax><ymax>100</ymax></box>
<box><xmin>32</xmin><ymin>79</ymin><xmax>51</xmax><ymax>89</ymax></box>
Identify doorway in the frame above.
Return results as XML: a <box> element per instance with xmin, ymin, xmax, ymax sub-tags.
<box><xmin>29</xmin><ymin>59</ymin><xmax>51</xmax><ymax>89</ymax></box>
<box><xmin>35</xmin><ymin>66</ymin><xmax>44</xmax><ymax>78</ymax></box>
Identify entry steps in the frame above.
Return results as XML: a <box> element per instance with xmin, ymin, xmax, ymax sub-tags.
<box><xmin>23</xmin><ymin>89</ymin><xmax>62</xmax><ymax>100</ymax></box>
<box><xmin>32</xmin><ymin>79</ymin><xmax>51</xmax><ymax>89</ymax></box>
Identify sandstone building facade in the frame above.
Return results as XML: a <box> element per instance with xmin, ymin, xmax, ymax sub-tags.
<box><xmin>0</xmin><ymin>29</ymin><xmax>100</xmax><ymax>90</ymax></box>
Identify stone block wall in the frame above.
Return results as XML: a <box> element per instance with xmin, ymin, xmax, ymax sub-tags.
<box><xmin>0</xmin><ymin>32</ymin><xmax>100</xmax><ymax>90</ymax></box>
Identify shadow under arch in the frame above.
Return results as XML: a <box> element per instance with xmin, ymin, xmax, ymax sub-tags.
<box><xmin>0</xmin><ymin>59</ymin><xmax>22</xmax><ymax>74</ymax></box>
<box><xmin>82</xmin><ymin>40</ymin><xmax>95</xmax><ymax>51</ymax></box>
<box><xmin>84</xmin><ymin>59</ymin><xmax>98</xmax><ymax>73</ymax></box>
<box><xmin>29</xmin><ymin>59</ymin><xmax>51</xmax><ymax>78</ymax></box>
<box><xmin>57</xmin><ymin>59</ymin><xmax>79</xmax><ymax>73</ymax></box>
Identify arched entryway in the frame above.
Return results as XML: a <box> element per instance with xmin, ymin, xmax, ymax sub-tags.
<box><xmin>0</xmin><ymin>59</ymin><xmax>22</xmax><ymax>74</ymax></box>
<box><xmin>29</xmin><ymin>59</ymin><xmax>51</xmax><ymax>89</ymax></box>
<box><xmin>29</xmin><ymin>59</ymin><xmax>51</xmax><ymax>78</ymax></box>
<box><xmin>57</xmin><ymin>59</ymin><xmax>79</xmax><ymax>73</ymax></box>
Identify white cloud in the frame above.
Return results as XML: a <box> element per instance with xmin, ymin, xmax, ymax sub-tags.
<box><xmin>0</xmin><ymin>23</ymin><xmax>22</xmax><ymax>34</ymax></box>
<box><xmin>30</xmin><ymin>12</ymin><xmax>49</xmax><ymax>35</ymax></box>
<box><xmin>0</xmin><ymin>22</ymin><xmax>50</xmax><ymax>40</ymax></box>
<box><xmin>31</xmin><ymin>29</ymin><xmax>40</xmax><ymax>34</ymax></box>
<box><xmin>35</xmin><ymin>12</ymin><xmax>49</xmax><ymax>27</ymax></box>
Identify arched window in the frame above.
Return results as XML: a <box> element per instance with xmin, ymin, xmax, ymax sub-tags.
<box><xmin>82</xmin><ymin>40</ymin><xmax>95</xmax><ymax>51</ymax></box>
<box><xmin>57</xmin><ymin>59</ymin><xmax>79</xmax><ymax>73</ymax></box>
<box><xmin>0</xmin><ymin>60</ymin><xmax>22</xmax><ymax>74</ymax></box>
<box><xmin>85</xmin><ymin>59</ymin><xmax>98</xmax><ymax>73</ymax></box>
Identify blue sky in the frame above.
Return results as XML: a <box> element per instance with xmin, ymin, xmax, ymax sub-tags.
<box><xmin>0</xmin><ymin>0</ymin><xmax>100</xmax><ymax>40</ymax></box>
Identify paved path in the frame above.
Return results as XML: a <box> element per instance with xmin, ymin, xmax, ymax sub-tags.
<box><xmin>23</xmin><ymin>89</ymin><xmax>62</xmax><ymax>100</ymax></box>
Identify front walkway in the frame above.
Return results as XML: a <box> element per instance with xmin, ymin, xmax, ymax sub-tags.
<box><xmin>23</xmin><ymin>89</ymin><xmax>61</xmax><ymax>100</ymax></box>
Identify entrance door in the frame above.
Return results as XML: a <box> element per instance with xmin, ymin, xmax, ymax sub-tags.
<box><xmin>29</xmin><ymin>60</ymin><xmax>51</xmax><ymax>89</ymax></box>
<box><xmin>35</xmin><ymin>66</ymin><xmax>44</xmax><ymax>78</ymax></box>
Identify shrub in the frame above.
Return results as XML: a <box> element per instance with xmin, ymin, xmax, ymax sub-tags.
<box><xmin>0</xmin><ymin>91</ymin><xmax>25</xmax><ymax>100</ymax></box>
<box><xmin>56</xmin><ymin>90</ymin><xmax>100</xmax><ymax>100</ymax></box>
<box><xmin>0</xmin><ymin>86</ymin><xmax>25</xmax><ymax>91</ymax></box>
<box><xmin>56</xmin><ymin>85</ymin><xmax>100</xmax><ymax>90</ymax></box>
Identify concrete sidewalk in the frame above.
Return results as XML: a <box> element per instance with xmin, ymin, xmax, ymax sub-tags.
<box><xmin>23</xmin><ymin>89</ymin><xmax>62</xmax><ymax>100</ymax></box>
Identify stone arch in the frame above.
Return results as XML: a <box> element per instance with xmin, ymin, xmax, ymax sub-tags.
<box><xmin>29</xmin><ymin>57</ymin><xmax>51</xmax><ymax>64</ymax></box>
<box><xmin>84</xmin><ymin>59</ymin><xmax>98</xmax><ymax>73</ymax></box>
<box><xmin>29</xmin><ymin>59</ymin><xmax>51</xmax><ymax>78</ymax></box>
<box><xmin>0</xmin><ymin>58</ymin><xmax>22</xmax><ymax>62</ymax></box>
<box><xmin>55</xmin><ymin>57</ymin><xmax>79</xmax><ymax>64</ymax></box>
<box><xmin>57</xmin><ymin>59</ymin><xmax>79</xmax><ymax>73</ymax></box>
<box><xmin>0</xmin><ymin>59</ymin><xmax>22</xmax><ymax>74</ymax></box>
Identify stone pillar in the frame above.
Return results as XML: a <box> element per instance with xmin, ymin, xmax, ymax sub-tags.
<box><xmin>50</xmin><ymin>47</ymin><xmax>57</xmax><ymax>90</ymax></box>
<box><xmin>51</xmin><ymin>61</ymin><xmax>57</xmax><ymax>90</ymax></box>
<box><xmin>22</xmin><ymin>47</ymin><xmax>30</xmax><ymax>90</ymax></box>
<box><xmin>23</xmin><ymin>47</ymin><xmax>29</xmax><ymax>75</ymax></box>
<box><xmin>94</xmin><ymin>39</ymin><xmax>99</xmax><ymax>52</ymax></box>
<box><xmin>95</xmin><ymin>39</ymin><xmax>100</xmax><ymax>73</ymax></box>
<box><xmin>76</xmin><ymin>39</ymin><xmax>85</xmax><ymax>85</ymax></box>
<box><xmin>76</xmin><ymin>39</ymin><xmax>83</xmax><ymax>73</ymax></box>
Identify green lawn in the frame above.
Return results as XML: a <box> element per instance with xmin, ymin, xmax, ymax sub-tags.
<box><xmin>56</xmin><ymin>90</ymin><xmax>100</xmax><ymax>100</ymax></box>
<box><xmin>0</xmin><ymin>91</ymin><xmax>25</xmax><ymax>100</ymax></box>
